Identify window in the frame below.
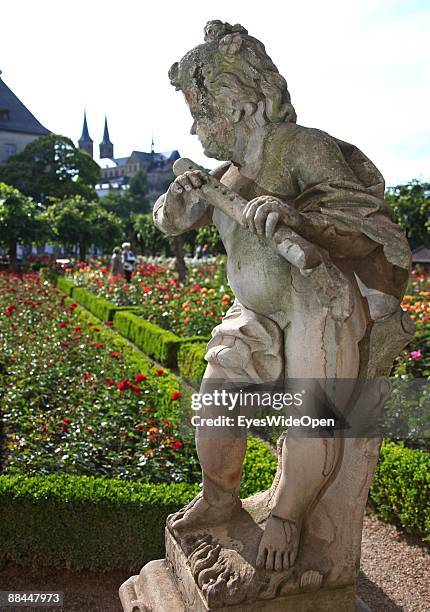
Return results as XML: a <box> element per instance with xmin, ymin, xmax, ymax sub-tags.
<box><xmin>4</xmin><ymin>143</ymin><xmax>17</xmax><ymax>159</ymax></box>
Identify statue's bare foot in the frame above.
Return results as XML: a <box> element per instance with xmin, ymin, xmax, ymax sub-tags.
<box><xmin>168</xmin><ymin>492</ymin><xmax>241</xmax><ymax>532</ymax></box>
<box><xmin>256</xmin><ymin>514</ymin><xmax>301</xmax><ymax>571</ymax></box>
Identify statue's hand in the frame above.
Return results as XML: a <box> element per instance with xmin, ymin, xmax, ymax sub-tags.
<box><xmin>168</xmin><ymin>169</ymin><xmax>208</xmax><ymax>198</ymax></box>
<box><xmin>242</xmin><ymin>196</ymin><xmax>302</xmax><ymax>239</ymax></box>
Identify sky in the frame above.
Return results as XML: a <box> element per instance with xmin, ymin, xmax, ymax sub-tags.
<box><xmin>1</xmin><ymin>0</ymin><xmax>429</xmax><ymax>186</ymax></box>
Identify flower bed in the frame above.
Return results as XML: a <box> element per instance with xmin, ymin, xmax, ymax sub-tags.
<box><xmin>65</xmin><ymin>259</ymin><xmax>233</xmax><ymax>338</ymax></box>
<box><xmin>395</xmin><ymin>268</ymin><xmax>430</xmax><ymax>378</ymax></box>
<box><xmin>0</xmin><ymin>272</ymin><xmax>198</xmax><ymax>483</ymax></box>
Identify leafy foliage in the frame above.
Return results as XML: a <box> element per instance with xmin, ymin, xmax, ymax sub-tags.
<box><xmin>386</xmin><ymin>180</ymin><xmax>430</xmax><ymax>249</ymax></box>
<box><xmin>133</xmin><ymin>212</ymin><xmax>174</xmax><ymax>256</ymax></box>
<box><xmin>0</xmin><ymin>134</ymin><xmax>100</xmax><ymax>203</ymax></box>
<box><xmin>44</xmin><ymin>195</ymin><xmax>123</xmax><ymax>260</ymax></box>
<box><xmin>370</xmin><ymin>441</ymin><xmax>430</xmax><ymax>541</ymax></box>
<box><xmin>0</xmin><ymin>183</ymin><xmax>48</xmax><ymax>262</ymax></box>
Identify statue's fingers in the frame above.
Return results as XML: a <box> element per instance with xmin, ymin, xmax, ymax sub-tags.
<box><xmin>176</xmin><ymin>175</ymin><xmax>193</xmax><ymax>192</ymax></box>
<box><xmin>274</xmin><ymin>551</ymin><xmax>284</xmax><ymax>572</ymax></box>
<box><xmin>253</xmin><ymin>203</ymin><xmax>271</xmax><ymax>235</ymax></box>
<box><xmin>171</xmin><ymin>181</ymin><xmax>184</xmax><ymax>195</ymax></box>
<box><xmin>265</xmin><ymin>550</ymin><xmax>275</xmax><ymax>570</ymax></box>
<box><xmin>256</xmin><ymin>546</ymin><xmax>267</xmax><ymax>569</ymax></box>
<box><xmin>265</xmin><ymin>211</ymin><xmax>279</xmax><ymax>239</ymax></box>
<box><xmin>245</xmin><ymin>200</ymin><xmax>260</xmax><ymax>233</ymax></box>
<box><xmin>188</xmin><ymin>171</ymin><xmax>204</xmax><ymax>188</ymax></box>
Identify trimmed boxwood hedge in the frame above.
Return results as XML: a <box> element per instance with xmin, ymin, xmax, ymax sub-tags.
<box><xmin>178</xmin><ymin>341</ymin><xmax>208</xmax><ymax>386</ymax></box>
<box><xmin>370</xmin><ymin>441</ymin><xmax>430</xmax><ymax>541</ymax></box>
<box><xmin>0</xmin><ymin>438</ymin><xmax>277</xmax><ymax>571</ymax></box>
<box><xmin>55</xmin><ymin>276</ymin><xmax>75</xmax><ymax>297</ymax></box>
<box><xmin>114</xmin><ymin>310</ymin><xmax>203</xmax><ymax>368</ymax></box>
<box><xmin>72</xmin><ymin>286</ymin><xmax>140</xmax><ymax>323</ymax></box>
<box><xmin>0</xmin><ymin>475</ymin><xmax>199</xmax><ymax>571</ymax></box>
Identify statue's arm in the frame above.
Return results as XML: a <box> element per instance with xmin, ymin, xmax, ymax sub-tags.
<box><xmin>153</xmin><ymin>192</ymin><xmax>213</xmax><ymax>236</ymax></box>
<box><xmin>153</xmin><ymin>163</ymin><xmax>231</xmax><ymax>236</ymax></box>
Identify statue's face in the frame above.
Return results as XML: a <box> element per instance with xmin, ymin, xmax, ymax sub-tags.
<box><xmin>184</xmin><ymin>89</ymin><xmax>237</xmax><ymax>160</ymax></box>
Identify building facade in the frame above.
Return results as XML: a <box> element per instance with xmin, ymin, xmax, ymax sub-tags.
<box><xmin>0</xmin><ymin>71</ymin><xmax>50</xmax><ymax>164</ymax></box>
<box><xmin>77</xmin><ymin>114</ymin><xmax>180</xmax><ymax>206</ymax></box>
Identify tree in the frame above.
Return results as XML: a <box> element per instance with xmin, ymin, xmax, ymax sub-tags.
<box><xmin>100</xmin><ymin>170</ymin><xmax>150</xmax><ymax>244</ymax></box>
<box><xmin>386</xmin><ymin>180</ymin><xmax>430</xmax><ymax>249</ymax></box>
<box><xmin>45</xmin><ymin>196</ymin><xmax>123</xmax><ymax>261</ymax></box>
<box><xmin>0</xmin><ymin>134</ymin><xmax>100</xmax><ymax>203</ymax></box>
<box><xmin>133</xmin><ymin>213</ymin><xmax>173</xmax><ymax>257</ymax></box>
<box><xmin>0</xmin><ymin>183</ymin><xmax>48</xmax><ymax>267</ymax></box>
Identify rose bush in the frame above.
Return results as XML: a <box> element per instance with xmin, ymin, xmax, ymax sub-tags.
<box><xmin>0</xmin><ymin>272</ymin><xmax>199</xmax><ymax>482</ymax></box>
<box><xmin>66</xmin><ymin>259</ymin><xmax>233</xmax><ymax>337</ymax></box>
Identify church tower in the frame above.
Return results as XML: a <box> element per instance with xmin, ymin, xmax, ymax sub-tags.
<box><xmin>99</xmin><ymin>116</ymin><xmax>114</xmax><ymax>159</ymax></box>
<box><xmin>78</xmin><ymin>111</ymin><xmax>93</xmax><ymax>157</ymax></box>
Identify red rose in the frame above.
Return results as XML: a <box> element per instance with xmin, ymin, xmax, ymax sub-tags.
<box><xmin>171</xmin><ymin>391</ymin><xmax>182</xmax><ymax>401</ymax></box>
<box><xmin>134</xmin><ymin>374</ymin><xmax>146</xmax><ymax>383</ymax></box>
<box><xmin>93</xmin><ymin>327</ymin><xmax>101</xmax><ymax>332</ymax></box>
<box><xmin>172</xmin><ymin>441</ymin><xmax>183</xmax><ymax>450</ymax></box>
<box><xmin>106</xmin><ymin>378</ymin><xmax>115</xmax><ymax>387</ymax></box>
<box><xmin>61</xmin><ymin>423</ymin><xmax>68</xmax><ymax>433</ymax></box>
<box><xmin>87</xmin><ymin>426</ymin><xmax>94</xmax><ymax>433</ymax></box>
<box><xmin>91</xmin><ymin>342</ymin><xmax>104</xmax><ymax>348</ymax></box>
<box><xmin>155</xmin><ymin>369</ymin><xmax>164</xmax><ymax>376</ymax></box>
<box><xmin>107</xmin><ymin>321</ymin><xmax>113</xmax><ymax>326</ymax></box>
<box><xmin>59</xmin><ymin>321</ymin><xmax>68</xmax><ymax>328</ymax></box>
<box><xmin>117</xmin><ymin>379</ymin><xmax>130</xmax><ymax>391</ymax></box>
<box><xmin>73</xmin><ymin>325</ymin><xmax>82</xmax><ymax>332</ymax></box>
<box><xmin>135</xmin><ymin>424</ymin><xmax>144</xmax><ymax>431</ymax></box>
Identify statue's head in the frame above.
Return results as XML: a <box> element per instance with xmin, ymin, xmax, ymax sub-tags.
<box><xmin>169</xmin><ymin>20</ymin><xmax>296</xmax><ymax>160</ymax></box>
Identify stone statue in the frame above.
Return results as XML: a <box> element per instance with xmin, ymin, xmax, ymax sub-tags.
<box><xmin>120</xmin><ymin>20</ymin><xmax>414</xmax><ymax>611</ymax></box>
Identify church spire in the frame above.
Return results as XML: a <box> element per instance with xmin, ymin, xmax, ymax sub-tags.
<box><xmin>100</xmin><ymin>115</ymin><xmax>114</xmax><ymax>159</ymax></box>
<box><xmin>78</xmin><ymin>111</ymin><xmax>93</xmax><ymax>157</ymax></box>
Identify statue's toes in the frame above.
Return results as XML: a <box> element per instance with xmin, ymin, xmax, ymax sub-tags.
<box><xmin>265</xmin><ymin>550</ymin><xmax>275</xmax><ymax>570</ymax></box>
<box><xmin>255</xmin><ymin>544</ymin><xmax>267</xmax><ymax>569</ymax></box>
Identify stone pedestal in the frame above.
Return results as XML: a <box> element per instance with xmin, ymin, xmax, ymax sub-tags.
<box><xmin>119</xmin><ymin>554</ymin><xmax>371</xmax><ymax>611</ymax></box>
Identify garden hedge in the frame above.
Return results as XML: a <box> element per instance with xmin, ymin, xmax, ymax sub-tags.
<box><xmin>370</xmin><ymin>441</ymin><xmax>430</xmax><ymax>541</ymax></box>
<box><xmin>114</xmin><ymin>310</ymin><xmax>202</xmax><ymax>368</ymax></box>
<box><xmin>178</xmin><ymin>341</ymin><xmax>208</xmax><ymax>386</ymax></box>
<box><xmin>55</xmin><ymin>276</ymin><xmax>75</xmax><ymax>297</ymax></box>
<box><xmin>0</xmin><ymin>438</ymin><xmax>277</xmax><ymax>571</ymax></box>
<box><xmin>72</xmin><ymin>286</ymin><xmax>140</xmax><ymax>323</ymax></box>
<box><xmin>0</xmin><ymin>475</ymin><xmax>198</xmax><ymax>571</ymax></box>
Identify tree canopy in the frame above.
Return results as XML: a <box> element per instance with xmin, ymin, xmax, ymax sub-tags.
<box><xmin>386</xmin><ymin>180</ymin><xmax>430</xmax><ymax>250</ymax></box>
<box><xmin>0</xmin><ymin>182</ymin><xmax>48</xmax><ymax>264</ymax></box>
<box><xmin>0</xmin><ymin>134</ymin><xmax>100</xmax><ymax>203</ymax></box>
<box><xmin>44</xmin><ymin>196</ymin><xmax>123</xmax><ymax>261</ymax></box>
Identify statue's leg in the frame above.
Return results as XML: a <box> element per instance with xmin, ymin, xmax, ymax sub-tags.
<box><xmin>257</xmin><ymin>288</ymin><xmax>368</xmax><ymax>571</ymax></box>
<box><xmin>169</xmin><ymin>301</ymin><xmax>284</xmax><ymax>532</ymax></box>
<box><xmin>168</xmin><ymin>361</ymin><xmax>246</xmax><ymax>531</ymax></box>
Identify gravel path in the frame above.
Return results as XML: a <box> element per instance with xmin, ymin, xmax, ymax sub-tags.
<box><xmin>359</xmin><ymin>513</ymin><xmax>430</xmax><ymax>611</ymax></box>
<box><xmin>0</xmin><ymin>513</ymin><xmax>428</xmax><ymax>611</ymax></box>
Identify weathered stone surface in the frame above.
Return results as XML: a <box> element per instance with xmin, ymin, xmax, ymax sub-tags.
<box><xmin>121</xmin><ymin>18</ymin><xmax>413</xmax><ymax>612</ymax></box>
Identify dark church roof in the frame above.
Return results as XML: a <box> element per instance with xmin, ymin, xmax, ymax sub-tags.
<box><xmin>101</xmin><ymin>116</ymin><xmax>112</xmax><ymax>145</ymax></box>
<box><xmin>0</xmin><ymin>74</ymin><xmax>50</xmax><ymax>136</ymax></box>
<box><xmin>79</xmin><ymin>111</ymin><xmax>92</xmax><ymax>143</ymax></box>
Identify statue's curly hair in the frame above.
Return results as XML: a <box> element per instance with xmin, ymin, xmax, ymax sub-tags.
<box><xmin>169</xmin><ymin>20</ymin><xmax>297</xmax><ymax>124</ymax></box>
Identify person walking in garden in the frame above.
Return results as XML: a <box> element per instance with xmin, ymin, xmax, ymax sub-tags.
<box><xmin>121</xmin><ymin>242</ymin><xmax>136</xmax><ymax>282</ymax></box>
<box><xmin>110</xmin><ymin>247</ymin><xmax>123</xmax><ymax>277</ymax></box>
